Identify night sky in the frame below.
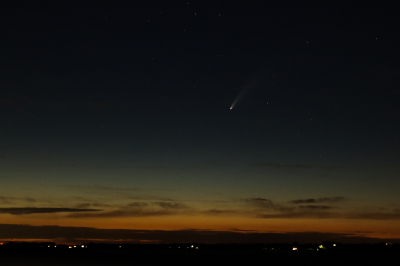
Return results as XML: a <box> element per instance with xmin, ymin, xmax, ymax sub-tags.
<box><xmin>1</xmin><ymin>1</ymin><xmax>400</xmax><ymax>244</ymax></box>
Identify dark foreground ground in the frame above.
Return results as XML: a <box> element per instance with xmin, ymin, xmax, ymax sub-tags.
<box><xmin>0</xmin><ymin>249</ymin><xmax>399</xmax><ymax>266</ymax></box>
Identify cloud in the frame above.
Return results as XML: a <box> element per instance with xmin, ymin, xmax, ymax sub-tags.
<box><xmin>127</xmin><ymin>202</ymin><xmax>149</xmax><ymax>208</ymax></box>
<box><xmin>156</xmin><ymin>202</ymin><xmax>188</xmax><ymax>209</ymax></box>
<box><xmin>256</xmin><ymin>207</ymin><xmax>400</xmax><ymax>220</ymax></box>
<box><xmin>243</xmin><ymin>197</ymin><xmax>346</xmax><ymax>219</ymax></box>
<box><xmin>209</xmin><ymin>197</ymin><xmax>400</xmax><ymax>221</ymax></box>
<box><xmin>0</xmin><ymin>197</ymin><xmax>17</xmax><ymax>204</ymax></box>
<box><xmin>67</xmin><ymin>200</ymin><xmax>244</xmax><ymax>218</ymax></box>
<box><xmin>0</xmin><ymin>197</ymin><xmax>37</xmax><ymax>204</ymax></box>
<box><xmin>67</xmin><ymin>209</ymin><xmax>176</xmax><ymax>218</ymax></box>
<box><xmin>0</xmin><ymin>224</ymin><xmax>398</xmax><ymax>244</ymax></box>
<box><xmin>289</xmin><ymin>197</ymin><xmax>345</xmax><ymax>204</ymax></box>
<box><xmin>260</xmin><ymin>210</ymin><xmax>400</xmax><ymax>220</ymax></box>
<box><xmin>66</xmin><ymin>184</ymin><xmax>140</xmax><ymax>191</ymax></box>
<box><xmin>245</xmin><ymin>198</ymin><xmax>294</xmax><ymax>212</ymax></box>
<box><xmin>201</xmin><ymin>209</ymin><xmax>238</xmax><ymax>215</ymax></box>
<box><xmin>258</xmin><ymin>211</ymin><xmax>336</xmax><ymax>219</ymax></box>
<box><xmin>345</xmin><ymin>211</ymin><xmax>400</xmax><ymax>220</ymax></box>
<box><xmin>0</xmin><ymin>207</ymin><xmax>102</xmax><ymax>215</ymax></box>
<box><xmin>252</xmin><ymin>162</ymin><xmax>313</xmax><ymax>169</ymax></box>
<box><xmin>67</xmin><ymin>184</ymin><xmax>172</xmax><ymax>192</ymax></box>
<box><xmin>298</xmin><ymin>205</ymin><xmax>333</xmax><ymax>210</ymax></box>
<box><xmin>67</xmin><ymin>201</ymin><xmax>191</xmax><ymax>218</ymax></box>
<box><xmin>24</xmin><ymin>197</ymin><xmax>37</xmax><ymax>203</ymax></box>
<box><xmin>74</xmin><ymin>203</ymin><xmax>111</xmax><ymax>209</ymax></box>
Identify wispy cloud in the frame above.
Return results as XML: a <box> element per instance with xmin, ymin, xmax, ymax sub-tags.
<box><xmin>250</xmin><ymin>200</ymin><xmax>400</xmax><ymax>220</ymax></box>
<box><xmin>67</xmin><ymin>209</ymin><xmax>179</xmax><ymax>218</ymax></box>
<box><xmin>24</xmin><ymin>197</ymin><xmax>37</xmax><ymax>203</ymax></box>
<box><xmin>0</xmin><ymin>207</ymin><xmax>101</xmax><ymax>215</ymax></box>
<box><xmin>345</xmin><ymin>210</ymin><xmax>400</xmax><ymax>220</ymax></box>
<box><xmin>66</xmin><ymin>184</ymin><xmax>140</xmax><ymax>191</ymax></box>
<box><xmin>67</xmin><ymin>200</ymin><xmax>191</xmax><ymax>218</ymax></box>
<box><xmin>298</xmin><ymin>205</ymin><xmax>333</xmax><ymax>210</ymax></box>
<box><xmin>245</xmin><ymin>198</ymin><xmax>294</xmax><ymax>212</ymax></box>
<box><xmin>66</xmin><ymin>184</ymin><xmax>172</xmax><ymax>192</ymax></box>
<box><xmin>289</xmin><ymin>197</ymin><xmax>345</xmax><ymax>204</ymax></box>
<box><xmin>244</xmin><ymin>197</ymin><xmax>348</xmax><ymax>219</ymax></box>
<box><xmin>127</xmin><ymin>202</ymin><xmax>149</xmax><ymax>208</ymax></box>
<box><xmin>0</xmin><ymin>197</ymin><xmax>37</xmax><ymax>205</ymax></box>
<box><xmin>156</xmin><ymin>202</ymin><xmax>188</xmax><ymax>209</ymax></box>
<box><xmin>258</xmin><ymin>211</ymin><xmax>336</xmax><ymax>219</ymax></box>
<box><xmin>74</xmin><ymin>203</ymin><xmax>111</xmax><ymax>209</ymax></box>
<box><xmin>258</xmin><ymin>209</ymin><xmax>400</xmax><ymax>220</ymax></box>
<box><xmin>201</xmin><ymin>209</ymin><xmax>238</xmax><ymax>215</ymax></box>
<box><xmin>0</xmin><ymin>197</ymin><xmax>17</xmax><ymax>204</ymax></box>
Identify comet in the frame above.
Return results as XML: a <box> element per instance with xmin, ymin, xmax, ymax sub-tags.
<box><xmin>229</xmin><ymin>90</ymin><xmax>245</xmax><ymax>110</ymax></box>
<box><xmin>230</xmin><ymin>70</ymin><xmax>269</xmax><ymax>110</ymax></box>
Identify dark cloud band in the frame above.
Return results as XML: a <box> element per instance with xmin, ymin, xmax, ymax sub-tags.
<box><xmin>0</xmin><ymin>208</ymin><xmax>101</xmax><ymax>215</ymax></box>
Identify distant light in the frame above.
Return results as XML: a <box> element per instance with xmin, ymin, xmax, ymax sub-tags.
<box><xmin>292</xmin><ymin>247</ymin><xmax>298</xmax><ymax>251</ymax></box>
<box><xmin>119</xmin><ymin>246</ymin><xmax>121</xmax><ymax>248</ymax></box>
<box><xmin>48</xmin><ymin>245</ymin><xmax>50</xmax><ymax>248</ymax></box>
<box><xmin>0</xmin><ymin>243</ymin><xmax>3</xmax><ymax>245</ymax></box>
<box><xmin>81</xmin><ymin>245</ymin><xmax>85</xmax><ymax>248</ymax></box>
<box><xmin>69</xmin><ymin>246</ymin><xmax>72</xmax><ymax>249</ymax></box>
<box><xmin>55</xmin><ymin>245</ymin><xmax>57</xmax><ymax>248</ymax></box>
<box><xmin>319</xmin><ymin>245</ymin><xmax>324</xmax><ymax>249</ymax></box>
<box><xmin>191</xmin><ymin>245</ymin><xmax>194</xmax><ymax>248</ymax></box>
<box><xmin>74</xmin><ymin>245</ymin><xmax>77</xmax><ymax>248</ymax></box>
<box><xmin>196</xmin><ymin>247</ymin><xmax>198</xmax><ymax>249</ymax></box>
<box><xmin>333</xmin><ymin>244</ymin><xmax>336</xmax><ymax>247</ymax></box>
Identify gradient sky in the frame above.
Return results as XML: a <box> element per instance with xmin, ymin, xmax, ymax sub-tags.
<box><xmin>1</xmin><ymin>1</ymin><xmax>400</xmax><ymax>244</ymax></box>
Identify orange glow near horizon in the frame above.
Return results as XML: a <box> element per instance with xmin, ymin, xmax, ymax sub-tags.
<box><xmin>2</xmin><ymin>212</ymin><xmax>400</xmax><ymax>243</ymax></box>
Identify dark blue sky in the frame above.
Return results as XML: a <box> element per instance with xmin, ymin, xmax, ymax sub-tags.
<box><xmin>0</xmin><ymin>1</ymin><xmax>400</xmax><ymax>243</ymax></box>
